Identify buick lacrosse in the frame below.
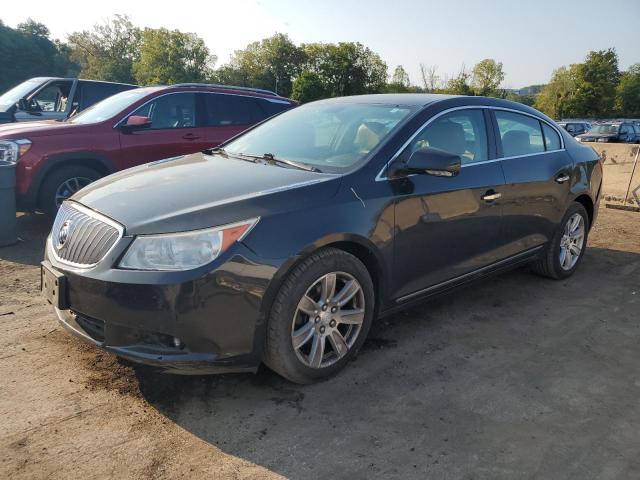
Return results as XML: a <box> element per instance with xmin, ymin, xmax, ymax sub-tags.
<box><xmin>42</xmin><ymin>94</ymin><xmax>602</xmax><ymax>383</ymax></box>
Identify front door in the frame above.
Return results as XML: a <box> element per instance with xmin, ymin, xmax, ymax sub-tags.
<box><xmin>117</xmin><ymin>92</ymin><xmax>211</xmax><ymax>168</ymax></box>
<box><xmin>391</xmin><ymin>108</ymin><xmax>506</xmax><ymax>301</ymax></box>
<box><xmin>14</xmin><ymin>80</ymin><xmax>74</xmax><ymax>122</ymax></box>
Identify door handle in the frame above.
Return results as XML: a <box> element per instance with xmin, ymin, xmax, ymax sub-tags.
<box><xmin>482</xmin><ymin>190</ymin><xmax>502</xmax><ymax>202</ymax></box>
<box><xmin>555</xmin><ymin>174</ymin><xmax>570</xmax><ymax>184</ymax></box>
<box><xmin>182</xmin><ymin>133</ymin><xmax>200</xmax><ymax>140</ymax></box>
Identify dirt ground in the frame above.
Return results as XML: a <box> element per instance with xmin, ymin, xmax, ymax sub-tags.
<box><xmin>1</xmin><ymin>205</ymin><xmax>639</xmax><ymax>480</ymax></box>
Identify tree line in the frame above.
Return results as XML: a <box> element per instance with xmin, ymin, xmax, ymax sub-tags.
<box><xmin>1</xmin><ymin>16</ymin><xmax>638</xmax><ymax>118</ymax></box>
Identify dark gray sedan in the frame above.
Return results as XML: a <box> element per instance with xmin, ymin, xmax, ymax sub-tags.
<box><xmin>42</xmin><ymin>94</ymin><xmax>602</xmax><ymax>383</ymax></box>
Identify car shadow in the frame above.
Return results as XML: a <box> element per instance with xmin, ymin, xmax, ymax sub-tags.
<box><xmin>0</xmin><ymin>212</ymin><xmax>51</xmax><ymax>266</ymax></box>
<box><xmin>129</xmin><ymin>246</ymin><xmax>640</xmax><ymax>479</ymax></box>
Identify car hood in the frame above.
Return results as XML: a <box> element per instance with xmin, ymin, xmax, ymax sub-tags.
<box><xmin>72</xmin><ymin>152</ymin><xmax>342</xmax><ymax>235</ymax></box>
<box><xmin>0</xmin><ymin>120</ymin><xmax>91</xmax><ymax>139</ymax></box>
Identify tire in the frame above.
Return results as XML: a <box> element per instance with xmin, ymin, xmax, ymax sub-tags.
<box><xmin>531</xmin><ymin>202</ymin><xmax>590</xmax><ymax>280</ymax></box>
<box><xmin>39</xmin><ymin>166</ymin><xmax>102</xmax><ymax>217</ymax></box>
<box><xmin>264</xmin><ymin>248</ymin><xmax>375</xmax><ymax>384</ymax></box>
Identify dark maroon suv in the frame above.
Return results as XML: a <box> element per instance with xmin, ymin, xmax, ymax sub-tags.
<box><xmin>0</xmin><ymin>84</ymin><xmax>296</xmax><ymax>215</ymax></box>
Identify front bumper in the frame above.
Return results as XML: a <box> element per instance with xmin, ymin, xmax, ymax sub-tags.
<box><xmin>45</xmin><ymin>239</ymin><xmax>280</xmax><ymax>374</ymax></box>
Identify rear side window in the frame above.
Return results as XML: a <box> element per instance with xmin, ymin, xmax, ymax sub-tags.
<box><xmin>409</xmin><ymin>109</ymin><xmax>488</xmax><ymax>164</ymax></box>
<box><xmin>495</xmin><ymin>111</ymin><xmax>544</xmax><ymax>157</ymax></box>
<box><xmin>203</xmin><ymin>94</ymin><xmax>264</xmax><ymax>126</ymax></box>
<box><xmin>78</xmin><ymin>82</ymin><xmax>133</xmax><ymax>110</ymax></box>
<box><xmin>130</xmin><ymin>93</ymin><xmax>197</xmax><ymax>129</ymax></box>
<box><xmin>259</xmin><ymin>99</ymin><xmax>292</xmax><ymax>118</ymax></box>
<box><xmin>542</xmin><ymin>123</ymin><xmax>561</xmax><ymax>151</ymax></box>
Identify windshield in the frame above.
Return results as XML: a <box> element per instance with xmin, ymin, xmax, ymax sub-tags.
<box><xmin>224</xmin><ymin>102</ymin><xmax>416</xmax><ymax>173</ymax></box>
<box><xmin>0</xmin><ymin>79</ymin><xmax>42</xmax><ymax>111</ymax></box>
<box><xmin>589</xmin><ymin>124</ymin><xmax>620</xmax><ymax>135</ymax></box>
<box><xmin>68</xmin><ymin>89</ymin><xmax>151</xmax><ymax>125</ymax></box>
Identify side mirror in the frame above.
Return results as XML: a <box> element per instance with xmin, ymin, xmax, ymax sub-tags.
<box><xmin>121</xmin><ymin>115</ymin><xmax>152</xmax><ymax>132</ymax></box>
<box><xmin>17</xmin><ymin>98</ymin><xmax>31</xmax><ymax>111</ymax></box>
<box><xmin>390</xmin><ymin>146</ymin><xmax>461</xmax><ymax>178</ymax></box>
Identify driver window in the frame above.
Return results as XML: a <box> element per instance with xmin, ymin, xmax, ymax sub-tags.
<box><xmin>30</xmin><ymin>81</ymin><xmax>72</xmax><ymax>113</ymax></box>
<box><xmin>410</xmin><ymin>109</ymin><xmax>488</xmax><ymax>164</ymax></box>
<box><xmin>129</xmin><ymin>93</ymin><xmax>196</xmax><ymax>129</ymax></box>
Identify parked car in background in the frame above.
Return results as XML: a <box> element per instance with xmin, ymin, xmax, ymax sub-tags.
<box><xmin>0</xmin><ymin>77</ymin><xmax>137</xmax><ymax>124</ymax></box>
<box><xmin>0</xmin><ymin>83</ymin><xmax>296</xmax><ymax>216</ymax></box>
<box><xmin>557</xmin><ymin>121</ymin><xmax>591</xmax><ymax>137</ymax></box>
<box><xmin>576</xmin><ymin>122</ymin><xmax>640</xmax><ymax>143</ymax></box>
<box><xmin>41</xmin><ymin>94</ymin><xmax>602</xmax><ymax>383</ymax></box>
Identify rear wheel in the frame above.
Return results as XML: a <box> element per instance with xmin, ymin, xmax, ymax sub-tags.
<box><xmin>39</xmin><ymin>166</ymin><xmax>101</xmax><ymax>217</ymax></box>
<box><xmin>531</xmin><ymin>202</ymin><xmax>589</xmax><ymax>279</ymax></box>
<box><xmin>264</xmin><ymin>248</ymin><xmax>375</xmax><ymax>384</ymax></box>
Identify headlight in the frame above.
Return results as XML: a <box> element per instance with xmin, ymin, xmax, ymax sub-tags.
<box><xmin>0</xmin><ymin>139</ymin><xmax>31</xmax><ymax>163</ymax></box>
<box><xmin>597</xmin><ymin>138</ymin><xmax>608</xmax><ymax>142</ymax></box>
<box><xmin>119</xmin><ymin>218</ymin><xmax>259</xmax><ymax>271</ymax></box>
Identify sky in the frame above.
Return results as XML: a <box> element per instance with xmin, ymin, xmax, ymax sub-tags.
<box><xmin>3</xmin><ymin>0</ymin><xmax>639</xmax><ymax>88</ymax></box>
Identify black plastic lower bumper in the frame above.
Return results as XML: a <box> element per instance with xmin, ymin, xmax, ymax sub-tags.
<box><xmin>44</xmin><ymin>243</ymin><xmax>280</xmax><ymax>374</ymax></box>
<box><xmin>55</xmin><ymin>305</ymin><xmax>260</xmax><ymax>374</ymax></box>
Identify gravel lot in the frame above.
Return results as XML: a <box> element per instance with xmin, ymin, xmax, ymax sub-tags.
<box><xmin>1</xmin><ymin>205</ymin><xmax>639</xmax><ymax>479</ymax></box>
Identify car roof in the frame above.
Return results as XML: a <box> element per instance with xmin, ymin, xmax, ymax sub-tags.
<box><xmin>140</xmin><ymin>84</ymin><xmax>296</xmax><ymax>102</ymax></box>
<box><xmin>317</xmin><ymin>93</ymin><xmax>458</xmax><ymax>107</ymax></box>
<box><xmin>26</xmin><ymin>77</ymin><xmax>136</xmax><ymax>87</ymax></box>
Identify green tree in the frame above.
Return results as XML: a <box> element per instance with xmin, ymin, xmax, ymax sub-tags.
<box><xmin>67</xmin><ymin>15</ymin><xmax>141</xmax><ymax>83</ymax></box>
<box><xmin>615</xmin><ymin>63</ymin><xmax>640</xmax><ymax>117</ymax></box>
<box><xmin>133</xmin><ymin>28</ymin><xmax>215</xmax><ymax>85</ymax></box>
<box><xmin>291</xmin><ymin>71</ymin><xmax>327</xmax><ymax>103</ymax></box>
<box><xmin>445</xmin><ymin>66</ymin><xmax>474</xmax><ymax>95</ymax></box>
<box><xmin>0</xmin><ymin>19</ymin><xmax>78</xmax><ymax>92</ymax></box>
<box><xmin>505</xmin><ymin>92</ymin><xmax>536</xmax><ymax>107</ymax></box>
<box><xmin>301</xmin><ymin>42</ymin><xmax>387</xmax><ymax>97</ymax></box>
<box><xmin>215</xmin><ymin>33</ymin><xmax>304</xmax><ymax>96</ymax></box>
<box><xmin>392</xmin><ymin>65</ymin><xmax>410</xmax><ymax>86</ymax></box>
<box><xmin>571</xmin><ymin>49</ymin><xmax>620</xmax><ymax>117</ymax></box>
<box><xmin>471</xmin><ymin>58</ymin><xmax>505</xmax><ymax>96</ymax></box>
<box><xmin>535</xmin><ymin>66</ymin><xmax>579</xmax><ymax>118</ymax></box>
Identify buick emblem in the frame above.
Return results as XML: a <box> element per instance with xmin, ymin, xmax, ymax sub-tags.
<box><xmin>56</xmin><ymin>220</ymin><xmax>71</xmax><ymax>250</ymax></box>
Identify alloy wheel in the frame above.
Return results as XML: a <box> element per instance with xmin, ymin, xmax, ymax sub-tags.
<box><xmin>559</xmin><ymin>213</ymin><xmax>585</xmax><ymax>270</ymax></box>
<box><xmin>291</xmin><ymin>271</ymin><xmax>366</xmax><ymax>369</ymax></box>
<box><xmin>55</xmin><ymin>177</ymin><xmax>92</xmax><ymax>207</ymax></box>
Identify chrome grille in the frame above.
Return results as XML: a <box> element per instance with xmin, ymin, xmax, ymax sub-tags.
<box><xmin>51</xmin><ymin>202</ymin><xmax>123</xmax><ymax>267</ymax></box>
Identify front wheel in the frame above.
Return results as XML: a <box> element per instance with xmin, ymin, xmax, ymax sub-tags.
<box><xmin>264</xmin><ymin>248</ymin><xmax>375</xmax><ymax>384</ymax></box>
<box><xmin>39</xmin><ymin>166</ymin><xmax>101</xmax><ymax>217</ymax></box>
<box><xmin>531</xmin><ymin>202</ymin><xmax>589</xmax><ymax>279</ymax></box>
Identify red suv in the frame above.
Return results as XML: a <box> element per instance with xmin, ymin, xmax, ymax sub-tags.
<box><xmin>0</xmin><ymin>84</ymin><xmax>296</xmax><ymax>215</ymax></box>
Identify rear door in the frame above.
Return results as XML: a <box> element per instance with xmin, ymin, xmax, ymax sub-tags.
<box><xmin>391</xmin><ymin>108</ymin><xmax>506</xmax><ymax>300</ymax></box>
<box><xmin>118</xmin><ymin>92</ymin><xmax>210</xmax><ymax>168</ymax></box>
<box><xmin>491</xmin><ymin>109</ymin><xmax>573</xmax><ymax>257</ymax></box>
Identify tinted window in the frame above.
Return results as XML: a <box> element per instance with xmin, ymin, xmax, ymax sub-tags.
<box><xmin>542</xmin><ymin>123</ymin><xmax>561</xmax><ymax>150</ymax></box>
<box><xmin>131</xmin><ymin>93</ymin><xmax>196</xmax><ymax>129</ymax></box>
<box><xmin>259</xmin><ymin>99</ymin><xmax>292</xmax><ymax>118</ymax></box>
<box><xmin>495</xmin><ymin>111</ymin><xmax>544</xmax><ymax>157</ymax></box>
<box><xmin>224</xmin><ymin>102</ymin><xmax>415</xmax><ymax>173</ymax></box>
<box><xmin>78</xmin><ymin>82</ymin><xmax>133</xmax><ymax>110</ymax></box>
<box><xmin>409</xmin><ymin>109</ymin><xmax>488</xmax><ymax>164</ymax></box>
<box><xmin>589</xmin><ymin>124</ymin><xmax>620</xmax><ymax>135</ymax></box>
<box><xmin>204</xmin><ymin>94</ymin><xmax>263</xmax><ymax>126</ymax></box>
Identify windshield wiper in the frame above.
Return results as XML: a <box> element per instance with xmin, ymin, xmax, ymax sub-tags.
<box><xmin>237</xmin><ymin>153</ymin><xmax>322</xmax><ymax>173</ymax></box>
